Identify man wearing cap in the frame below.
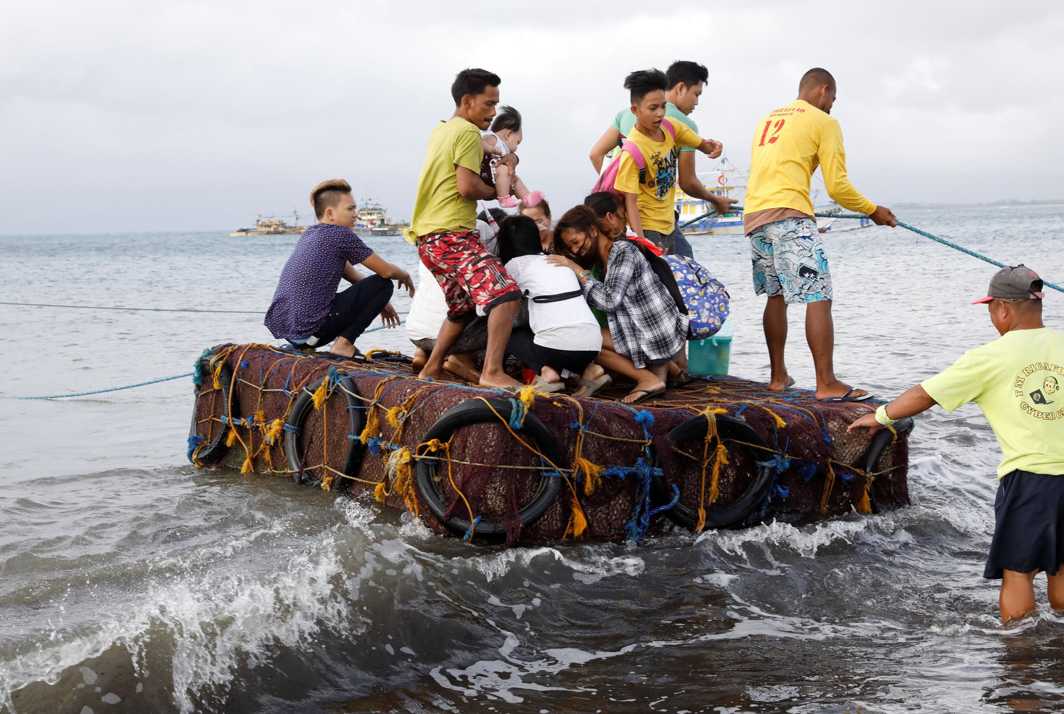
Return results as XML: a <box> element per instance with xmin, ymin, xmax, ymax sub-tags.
<box><xmin>849</xmin><ymin>265</ymin><xmax>1064</xmax><ymax>623</ymax></box>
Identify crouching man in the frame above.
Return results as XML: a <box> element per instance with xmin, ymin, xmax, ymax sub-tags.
<box><xmin>264</xmin><ymin>179</ymin><xmax>414</xmax><ymax>357</ymax></box>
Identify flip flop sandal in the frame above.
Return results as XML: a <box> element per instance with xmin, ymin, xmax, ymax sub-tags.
<box><xmin>573</xmin><ymin>373</ymin><xmax>612</xmax><ymax>398</ymax></box>
<box><xmin>531</xmin><ymin>378</ymin><xmax>566</xmax><ymax>393</ymax></box>
<box><xmin>818</xmin><ymin>387</ymin><xmax>873</xmax><ymax>403</ymax></box>
<box><xmin>667</xmin><ymin>371</ymin><xmax>694</xmax><ymax>388</ymax></box>
<box><xmin>622</xmin><ymin>385</ymin><xmax>667</xmax><ymax>405</ymax></box>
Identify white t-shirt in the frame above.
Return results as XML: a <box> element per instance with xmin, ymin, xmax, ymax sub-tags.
<box><xmin>405</xmin><ymin>261</ymin><xmax>447</xmax><ymax>342</ymax></box>
<box><xmin>503</xmin><ymin>255</ymin><xmax>602</xmax><ymax>352</ymax></box>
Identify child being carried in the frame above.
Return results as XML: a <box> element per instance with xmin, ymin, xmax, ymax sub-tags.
<box><xmin>497</xmin><ymin>215</ymin><xmax>609</xmax><ymax>394</ymax></box>
<box><xmin>480</xmin><ymin>106</ymin><xmax>543</xmax><ymax>209</ymax></box>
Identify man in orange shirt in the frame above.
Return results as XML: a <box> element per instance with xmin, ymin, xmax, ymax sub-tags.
<box><xmin>744</xmin><ymin>67</ymin><xmax>896</xmax><ymax>401</ymax></box>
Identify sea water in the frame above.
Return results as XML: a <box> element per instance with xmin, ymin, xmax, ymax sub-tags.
<box><xmin>1</xmin><ymin>204</ymin><xmax>1063</xmax><ymax>713</ymax></box>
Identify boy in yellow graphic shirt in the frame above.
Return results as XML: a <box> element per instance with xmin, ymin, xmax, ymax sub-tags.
<box><xmin>745</xmin><ymin>67</ymin><xmax>896</xmax><ymax>402</ymax></box>
<box><xmin>613</xmin><ymin>69</ymin><xmax>725</xmax><ymax>257</ymax></box>
<box><xmin>850</xmin><ymin>265</ymin><xmax>1064</xmax><ymax>623</ymax></box>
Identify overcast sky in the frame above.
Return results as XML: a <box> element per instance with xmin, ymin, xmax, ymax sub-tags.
<box><xmin>2</xmin><ymin>0</ymin><xmax>1062</xmax><ymax>234</ymax></box>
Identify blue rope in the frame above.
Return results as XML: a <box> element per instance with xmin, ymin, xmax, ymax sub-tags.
<box><xmin>600</xmin><ymin>456</ymin><xmax>667</xmax><ymax>543</ymax></box>
<box><xmin>818</xmin><ymin>212</ymin><xmax>1064</xmax><ymax>294</ymax></box>
<box><xmin>186</xmin><ymin>434</ymin><xmax>204</xmax><ymax>460</ymax></box>
<box><xmin>462</xmin><ymin>516</ymin><xmax>482</xmax><ymax>543</ymax></box>
<box><xmin>692</xmin><ymin>204</ymin><xmax>1062</xmax><ymax>293</ymax></box>
<box><xmin>508</xmin><ymin>398</ymin><xmax>527</xmax><ymax>430</ymax></box>
<box><xmin>12</xmin><ymin>372</ymin><xmax>194</xmax><ymax>400</ymax></box>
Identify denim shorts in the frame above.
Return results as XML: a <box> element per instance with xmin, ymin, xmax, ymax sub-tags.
<box><xmin>748</xmin><ymin>217</ymin><xmax>832</xmax><ymax>304</ymax></box>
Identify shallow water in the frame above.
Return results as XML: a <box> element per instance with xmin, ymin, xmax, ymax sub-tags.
<box><xmin>1</xmin><ymin>204</ymin><xmax>1063</xmax><ymax>713</ymax></box>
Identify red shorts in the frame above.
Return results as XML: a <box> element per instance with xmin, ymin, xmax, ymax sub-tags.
<box><xmin>417</xmin><ymin>230</ymin><xmax>520</xmax><ymax>320</ymax></box>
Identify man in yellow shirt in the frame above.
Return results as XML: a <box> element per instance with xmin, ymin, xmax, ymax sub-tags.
<box><xmin>613</xmin><ymin>69</ymin><xmax>724</xmax><ymax>257</ymax></box>
<box><xmin>745</xmin><ymin>67</ymin><xmax>896</xmax><ymax>400</ymax></box>
<box><xmin>850</xmin><ymin>266</ymin><xmax>1064</xmax><ymax>623</ymax></box>
<box><xmin>410</xmin><ymin>68</ymin><xmax>522</xmax><ymax>389</ymax></box>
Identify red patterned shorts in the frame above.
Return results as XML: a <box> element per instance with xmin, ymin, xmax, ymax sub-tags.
<box><xmin>417</xmin><ymin>229</ymin><xmax>520</xmax><ymax>320</ymax></box>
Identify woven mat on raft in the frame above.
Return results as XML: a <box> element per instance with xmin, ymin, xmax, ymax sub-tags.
<box><xmin>192</xmin><ymin>344</ymin><xmax>910</xmax><ymax>542</ymax></box>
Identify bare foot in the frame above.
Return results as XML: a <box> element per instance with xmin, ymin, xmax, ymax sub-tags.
<box><xmin>411</xmin><ymin>348</ymin><xmax>428</xmax><ymax>373</ymax></box>
<box><xmin>444</xmin><ymin>354</ymin><xmax>481</xmax><ymax>383</ymax></box>
<box><xmin>581</xmin><ymin>363</ymin><xmax>606</xmax><ymax>381</ymax></box>
<box><xmin>418</xmin><ymin>365</ymin><xmax>445</xmax><ymax>381</ymax></box>
<box><xmin>478</xmin><ymin>370</ymin><xmax>522</xmax><ymax>390</ymax></box>
<box><xmin>540</xmin><ymin>365</ymin><xmax>562</xmax><ymax>383</ymax></box>
<box><xmin>331</xmin><ymin>337</ymin><xmax>356</xmax><ymax>358</ymax></box>
<box><xmin>768</xmin><ymin>375</ymin><xmax>796</xmax><ymax>392</ymax></box>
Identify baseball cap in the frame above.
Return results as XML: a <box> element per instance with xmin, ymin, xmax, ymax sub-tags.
<box><xmin>972</xmin><ymin>264</ymin><xmax>1044</xmax><ymax>304</ymax></box>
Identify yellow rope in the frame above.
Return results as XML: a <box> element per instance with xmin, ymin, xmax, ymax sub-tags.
<box><xmin>695</xmin><ymin>407</ymin><xmax>729</xmax><ymax>533</ymax></box>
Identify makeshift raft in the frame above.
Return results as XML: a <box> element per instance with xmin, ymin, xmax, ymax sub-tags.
<box><xmin>188</xmin><ymin>343</ymin><xmax>913</xmax><ymax>545</ymax></box>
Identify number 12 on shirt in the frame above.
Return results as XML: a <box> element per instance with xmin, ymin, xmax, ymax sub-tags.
<box><xmin>758</xmin><ymin>119</ymin><xmax>786</xmax><ymax>146</ymax></box>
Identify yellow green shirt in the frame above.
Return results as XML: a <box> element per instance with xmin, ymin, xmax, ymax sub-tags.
<box><xmin>614</xmin><ymin>120</ymin><xmax>702</xmax><ymax>234</ymax></box>
<box><xmin>744</xmin><ymin>99</ymin><xmax>876</xmax><ymax>228</ymax></box>
<box><xmin>921</xmin><ymin>327</ymin><xmax>1064</xmax><ymax>478</ymax></box>
<box><xmin>409</xmin><ymin>117</ymin><xmax>483</xmax><ymax>240</ymax></box>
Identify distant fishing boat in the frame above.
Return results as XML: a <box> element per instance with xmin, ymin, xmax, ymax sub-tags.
<box><xmin>355</xmin><ymin>198</ymin><xmax>409</xmax><ymax>237</ymax></box>
<box><xmin>678</xmin><ymin>156</ymin><xmax>873</xmax><ymax>236</ymax></box>
<box><xmin>677</xmin><ymin>157</ymin><xmax>746</xmax><ymax>235</ymax></box>
<box><xmin>229</xmin><ymin>211</ymin><xmax>306</xmax><ymax>237</ymax></box>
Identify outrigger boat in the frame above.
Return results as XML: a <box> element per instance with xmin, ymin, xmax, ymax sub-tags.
<box><xmin>188</xmin><ymin>344</ymin><xmax>913</xmax><ymax>545</ymax></box>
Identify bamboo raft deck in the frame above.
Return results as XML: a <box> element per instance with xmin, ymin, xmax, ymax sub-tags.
<box><xmin>188</xmin><ymin>343</ymin><xmax>912</xmax><ymax>545</ymax></box>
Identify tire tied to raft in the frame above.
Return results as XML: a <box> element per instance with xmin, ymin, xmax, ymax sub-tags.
<box><xmin>665</xmin><ymin>413</ymin><xmax>776</xmax><ymax>530</ymax></box>
<box><xmin>856</xmin><ymin>417</ymin><xmax>914</xmax><ymax>514</ymax></box>
<box><xmin>285</xmin><ymin>373</ymin><xmax>366</xmax><ymax>486</ymax></box>
<box><xmin>187</xmin><ymin>359</ymin><xmax>239</xmax><ymax>466</ymax></box>
<box><xmin>414</xmin><ymin>397</ymin><xmax>564</xmax><ymax>540</ymax></box>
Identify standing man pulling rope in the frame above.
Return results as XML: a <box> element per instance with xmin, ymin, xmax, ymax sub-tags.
<box><xmin>744</xmin><ymin>67</ymin><xmax>897</xmax><ymax>401</ymax></box>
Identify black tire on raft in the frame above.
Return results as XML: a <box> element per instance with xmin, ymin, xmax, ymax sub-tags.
<box><xmin>857</xmin><ymin>417</ymin><xmax>915</xmax><ymax>514</ymax></box>
<box><xmin>664</xmin><ymin>414</ymin><xmax>776</xmax><ymax>530</ymax></box>
<box><xmin>414</xmin><ymin>398</ymin><xmax>565</xmax><ymax>540</ymax></box>
<box><xmin>188</xmin><ymin>361</ymin><xmax>238</xmax><ymax>466</ymax></box>
<box><xmin>284</xmin><ymin>374</ymin><xmax>365</xmax><ymax>486</ymax></box>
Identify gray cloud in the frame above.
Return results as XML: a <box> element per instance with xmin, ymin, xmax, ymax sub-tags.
<box><xmin>1</xmin><ymin>0</ymin><xmax>1061</xmax><ymax>233</ymax></box>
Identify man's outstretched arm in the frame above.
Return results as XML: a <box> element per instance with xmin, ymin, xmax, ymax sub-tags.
<box><xmin>819</xmin><ymin>120</ymin><xmax>897</xmax><ymax>226</ymax></box>
<box><xmin>848</xmin><ymin>385</ymin><xmax>937</xmax><ymax>432</ymax></box>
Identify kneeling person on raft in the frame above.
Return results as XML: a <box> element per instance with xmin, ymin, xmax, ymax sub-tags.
<box><xmin>848</xmin><ymin>265</ymin><xmax>1064</xmax><ymax>624</ymax></box>
<box><xmin>264</xmin><ymin>178</ymin><xmax>414</xmax><ymax>357</ymax></box>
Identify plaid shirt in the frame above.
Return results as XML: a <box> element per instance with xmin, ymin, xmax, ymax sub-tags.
<box><xmin>582</xmin><ymin>240</ymin><xmax>688</xmax><ymax>368</ymax></box>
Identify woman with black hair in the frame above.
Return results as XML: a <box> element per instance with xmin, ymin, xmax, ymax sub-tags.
<box><xmin>497</xmin><ymin>215</ymin><xmax>608</xmax><ymax>394</ymax></box>
<box><xmin>549</xmin><ymin>205</ymin><xmax>688</xmax><ymax>404</ymax></box>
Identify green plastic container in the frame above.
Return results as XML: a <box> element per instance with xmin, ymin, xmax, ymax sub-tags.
<box><xmin>687</xmin><ymin>319</ymin><xmax>733</xmax><ymax>377</ymax></box>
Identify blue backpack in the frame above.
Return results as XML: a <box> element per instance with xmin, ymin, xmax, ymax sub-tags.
<box><xmin>664</xmin><ymin>255</ymin><xmax>730</xmax><ymax>339</ymax></box>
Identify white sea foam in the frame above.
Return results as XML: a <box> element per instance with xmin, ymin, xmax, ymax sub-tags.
<box><xmin>467</xmin><ymin>546</ymin><xmax>645</xmax><ymax>585</ymax></box>
<box><xmin>697</xmin><ymin>518</ymin><xmax>876</xmax><ymax>559</ymax></box>
<box><xmin>0</xmin><ymin>533</ymin><xmax>366</xmax><ymax>714</ymax></box>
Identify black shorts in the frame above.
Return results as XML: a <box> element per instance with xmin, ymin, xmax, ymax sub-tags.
<box><xmin>409</xmin><ymin>316</ymin><xmax>488</xmax><ymax>356</ymax></box>
<box><xmin>984</xmin><ymin>469</ymin><xmax>1064</xmax><ymax>579</ymax></box>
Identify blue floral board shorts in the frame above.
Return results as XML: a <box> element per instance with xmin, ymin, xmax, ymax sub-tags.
<box><xmin>749</xmin><ymin>217</ymin><xmax>832</xmax><ymax>304</ymax></box>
